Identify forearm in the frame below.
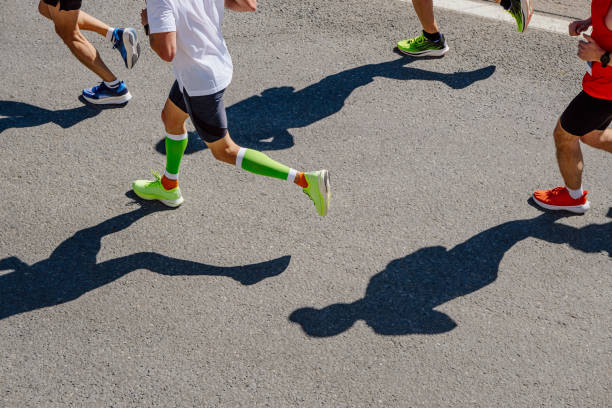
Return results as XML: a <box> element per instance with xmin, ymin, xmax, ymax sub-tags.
<box><xmin>148</xmin><ymin>32</ymin><xmax>176</xmax><ymax>62</ymax></box>
<box><xmin>225</xmin><ymin>0</ymin><xmax>257</xmax><ymax>12</ymax></box>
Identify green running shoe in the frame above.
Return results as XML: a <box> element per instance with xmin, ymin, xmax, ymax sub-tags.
<box><xmin>132</xmin><ymin>171</ymin><xmax>184</xmax><ymax>207</ymax></box>
<box><xmin>303</xmin><ymin>170</ymin><xmax>330</xmax><ymax>216</ymax></box>
<box><xmin>397</xmin><ymin>33</ymin><xmax>449</xmax><ymax>57</ymax></box>
<box><xmin>506</xmin><ymin>0</ymin><xmax>527</xmax><ymax>33</ymax></box>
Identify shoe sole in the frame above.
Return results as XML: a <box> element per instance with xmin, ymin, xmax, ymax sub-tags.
<box><xmin>123</xmin><ymin>28</ymin><xmax>141</xmax><ymax>69</ymax></box>
<box><xmin>397</xmin><ymin>44</ymin><xmax>449</xmax><ymax>57</ymax></box>
<box><xmin>133</xmin><ymin>188</ymin><xmax>184</xmax><ymax>208</ymax></box>
<box><xmin>82</xmin><ymin>91</ymin><xmax>132</xmax><ymax>105</ymax></box>
<box><xmin>521</xmin><ymin>0</ymin><xmax>533</xmax><ymax>32</ymax></box>
<box><xmin>317</xmin><ymin>170</ymin><xmax>331</xmax><ymax>216</ymax></box>
<box><xmin>533</xmin><ymin>194</ymin><xmax>590</xmax><ymax>214</ymax></box>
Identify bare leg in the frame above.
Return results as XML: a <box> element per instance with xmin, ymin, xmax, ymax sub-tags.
<box><xmin>206</xmin><ymin>133</ymin><xmax>241</xmax><ymax>165</ymax></box>
<box><xmin>553</xmin><ymin>120</ymin><xmax>584</xmax><ymax>190</ymax></box>
<box><xmin>412</xmin><ymin>0</ymin><xmax>439</xmax><ymax>34</ymax></box>
<box><xmin>47</xmin><ymin>4</ymin><xmax>116</xmax><ymax>82</ymax></box>
<box><xmin>161</xmin><ymin>98</ymin><xmax>190</xmax><ymax>135</ymax></box>
<box><xmin>38</xmin><ymin>1</ymin><xmax>110</xmax><ymax>37</ymax></box>
<box><xmin>582</xmin><ymin>128</ymin><xmax>612</xmax><ymax>153</ymax></box>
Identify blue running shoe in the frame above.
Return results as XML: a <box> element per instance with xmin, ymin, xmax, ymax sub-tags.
<box><xmin>82</xmin><ymin>81</ymin><xmax>132</xmax><ymax>105</ymax></box>
<box><xmin>112</xmin><ymin>28</ymin><xmax>141</xmax><ymax>69</ymax></box>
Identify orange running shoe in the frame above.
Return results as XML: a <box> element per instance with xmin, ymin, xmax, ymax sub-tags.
<box><xmin>533</xmin><ymin>186</ymin><xmax>590</xmax><ymax>214</ymax></box>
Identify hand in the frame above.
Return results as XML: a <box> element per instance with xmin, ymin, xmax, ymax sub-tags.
<box><xmin>569</xmin><ymin>19</ymin><xmax>591</xmax><ymax>36</ymax></box>
<box><xmin>578</xmin><ymin>34</ymin><xmax>605</xmax><ymax>62</ymax></box>
<box><xmin>141</xmin><ymin>8</ymin><xmax>148</xmax><ymax>26</ymax></box>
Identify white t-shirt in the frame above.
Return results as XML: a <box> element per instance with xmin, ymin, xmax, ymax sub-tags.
<box><xmin>147</xmin><ymin>0</ymin><xmax>233</xmax><ymax>96</ymax></box>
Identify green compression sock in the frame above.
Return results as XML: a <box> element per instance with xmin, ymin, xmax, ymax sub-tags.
<box><xmin>165</xmin><ymin>132</ymin><xmax>188</xmax><ymax>178</ymax></box>
<box><xmin>236</xmin><ymin>148</ymin><xmax>298</xmax><ymax>183</ymax></box>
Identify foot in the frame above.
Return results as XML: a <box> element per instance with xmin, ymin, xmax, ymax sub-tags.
<box><xmin>112</xmin><ymin>28</ymin><xmax>141</xmax><ymax>69</ymax></box>
<box><xmin>397</xmin><ymin>33</ymin><xmax>449</xmax><ymax>57</ymax></box>
<box><xmin>506</xmin><ymin>0</ymin><xmax>530</xmax><ymax>33</ymax></box>
<box><xmin>533</xmin><ymin>187</ymin><xmax>590</xmax><ymax>214</ymax></box>
<box><xmin>303</xmin><ymin>170</ymin><xmax>331</xmax><ymax>216</ymax></box>
<box><xmin>132</xmin><ymin>171</ymin><xmax>184</xmax><ymax>207</ymax></box>
<box><xmin>82</xmin><ymin>81</ymin><xmax>132</xmax><ymax>105</ymax></box>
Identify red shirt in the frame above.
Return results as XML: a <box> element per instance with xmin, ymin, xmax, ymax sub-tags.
<box><xmin>583</xmin><ymin>0</ymin><xmax>612</xmax><ymax>100</ymax></box>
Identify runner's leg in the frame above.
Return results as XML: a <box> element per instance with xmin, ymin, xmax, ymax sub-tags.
<box><xmin>38</xmin><ymin>1</ymin><xmax>110</xmax><ymax>36</ymax></box>
<box><xmin>582</xmin><ymin>128</ymin><xmax>612</xmax><ymax>153</ymax></box>
<box><xmin>160</xmin><ymin>97</ymin><xmax>190</xmax><ymax>191</ymax></box>
<box><xmin>553</xmin><ymin>120</ymin><xmax>584</xmax><ymax>190</ymax></box>
<box><xmin>47</xmin><ymin>4</ymin><xmax>116</xmax><ymax>82</ymax></box>
<box><xmin>412</xmin><ymin>0</ymin><xmax>439</xmax><ymax>34</ymax></box>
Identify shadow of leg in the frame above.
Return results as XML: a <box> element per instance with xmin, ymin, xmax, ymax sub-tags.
<box><xmin>99</xmin><ymin>253</ymin><xmax>291</xmax><ymax>286</ymax></box>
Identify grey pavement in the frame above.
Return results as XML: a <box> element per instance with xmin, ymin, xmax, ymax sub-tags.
<box><xmin>0</xmin><ymin>0</ymin><xmax>610</xmax><ymax>407</ymax></box>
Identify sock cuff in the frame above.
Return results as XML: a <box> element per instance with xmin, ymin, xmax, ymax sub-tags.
<box><xmin>236</xmin><ymin>147</ymin><xmax>247</xmax><ymax>169</ymax></box>
<box><xmin>566</xmin><ymin>186</ymin><xmax>584</xmax><ymax>199</ymax></box>
<box><xmin>106</xmin><ymin>28</ymin><xmax>115</xmax><ymax>42</ymax></box>
<box><xmin>164</xmin><ymin>170</ymin><xmax>179</xmax><ymax>180</ymax></box>
<box><xmin>287</xmin><ymin>168</ymin><xmax>297</xmax><ymax>183</ymax></box>
<box><xmin>104</xmin><ymin>79</ymin><xmax>121</xmax><ymax>88</ymax></box>
<box><xmin>166</xmin><ymin>132</ymin><xmax>188</xmax><ymax>141</ymax></box>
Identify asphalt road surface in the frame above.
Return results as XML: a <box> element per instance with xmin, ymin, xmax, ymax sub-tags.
<box><xmin>1</xmin><ymin>0</ymin><xmax>610</xmax><ymax>407</ymax></box>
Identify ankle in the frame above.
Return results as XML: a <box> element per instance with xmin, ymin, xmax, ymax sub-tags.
<box><xmin>566</xmin><ymin>185</ymin><xmax>584</xmax><ymax>199</ymax></box>
<box><xmin>294</xmin><ymin>172</ymin><xmax>308</xmax><ymax>188</ymax></box>
<box><xmin>423</xmin><ymin>30</ymin><xmax>441</xmax><ymax>42</ymax></box>
<box><xmin>161</xmin><ymin>175</ymin><xmax>178</xmax><ymax>191</ymax></box>
<box><xmin>106</xmin><ymin>28</ymin><xmax>115</xmax><ymax>42</ymax></box>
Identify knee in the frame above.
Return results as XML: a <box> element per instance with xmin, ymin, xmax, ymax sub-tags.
<box><xmin>581</xmin><ymin>134</ymin><xmax>602</xmax><ymax>149</ymax></box>
<box><xmin>211</xmin><ymin>144</ymin><xmax>239</xmax><ymax>164</ymax></box>
<box><xmin>38</xmin><ymin>1</ymin><xmax>49</xmax><ymax>17</ymax></box>
<box><xmin>54</xmin><ymin>24</ymin><xmax>78</xmax><ymax>43</ymax></box>
<box><xmin>161</xmin><ymin>108</ymin><xmax>183</xmax><ymax>131</ymax></box>
<box><xmin>554</xmin><ymin>123</ymin><xmax>580</xmax><ymax>148</ymax></box>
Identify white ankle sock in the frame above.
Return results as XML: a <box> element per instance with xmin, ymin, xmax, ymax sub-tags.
<box><xmin>106</xmin><ymin>28</ymin><xmax>115</xmax><ymax>42</ymax></box>
<box><xmin>104</xmin><ymin>79</ymin><xmax>121</xmax><ymax>88</ymax></box>
<box><xmin>567</xmin><ymin>186</ymin><xmax>584</xmax><ymax>199</ymax></box>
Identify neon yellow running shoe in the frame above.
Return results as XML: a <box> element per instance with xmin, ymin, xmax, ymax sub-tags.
<box><xmin>506</xmin><ymin>0</ymin><xmax>526</xmax><ymax>33</ymax></box>
<box><xmin>132</xmin><ymin>171</ymin><xmax>184</xmax><ymax>207</ymax></box>
<box><xmin>303</xmin><ymin>170</ymin><xmax>330</xmax><ymax>216</ymax></box>
<box><xmin>397</xmin><ymin>33</ymin><xmax>449</xmax><ymax>57</ymax></box>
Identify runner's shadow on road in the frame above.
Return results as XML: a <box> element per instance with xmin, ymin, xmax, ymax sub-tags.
<box><xmin>290</xmin><ymin>209</ymin><xmax>610</xmax><ymax>337</ymax></box>
<box><xmin>0</xmin><ymin>100</ymin><xmax>101</xmax><ymax>133</ymax></box>
<box><xmin>155</xmin><ymin>57</ymin><xmax>496</xmax><ymax>154</ymax></box>
<box><xmin>0</xmin><ymin>192</ymin><xmax>290</xmax><ymax>321</ymax></box>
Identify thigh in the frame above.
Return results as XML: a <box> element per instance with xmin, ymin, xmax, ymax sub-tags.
<box><xmin>167</xmin><ymin>81</ymin><xmax>188</xmax><ymax>114</ymax></box>
<box><xmin>182</xmin><ymin>88</ymin><xmax>228</xmax><ymax>143</ymax></box>
<box><xmin>560</xmin><ymin>91</ymin><xmax>612</xmax><ymax>137</ymax></box>
<box><xmin>47</xmin><ymin>2</ymin><xmax>80</xmax><ymax>31</ymax></box>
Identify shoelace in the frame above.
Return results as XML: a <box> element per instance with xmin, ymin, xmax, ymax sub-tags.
<box><xmin>409</xmin><ymin>35</ymin><xmax>426</xmax><ymax>45</ymax></box>
<box><xmin>548</xmin><ymin>187</ymin><xmax>566</xmax><ymax>197</ymax></box>
<box><xmin>90</xmin><ymin>82</ymin><xmax>105</xmax><ymax>93</ymax></box>
<box><xmin>151</xmin><ymin>170</ymin><xmax>162</xmax><ymax>184</ymax></box>
<box><xmin>111</xmin><ymin>31</ymin><xmax>120</xmax><ymax>50</ymax></box>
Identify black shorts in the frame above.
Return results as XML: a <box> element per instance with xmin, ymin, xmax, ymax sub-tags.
<box><xmin>168</xmin><ymin>81</ymin><xmax>228</xmax><ymax>143</ymax></box>
<box><xmin>560</xmin><ymin>91</ymin><xmax>612</xmax><ymax>136</ymax></box>
<box><xmin>42</xmin><ymin>0</ymin><xmax>82</xmax><ymax>11</ymax></box>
